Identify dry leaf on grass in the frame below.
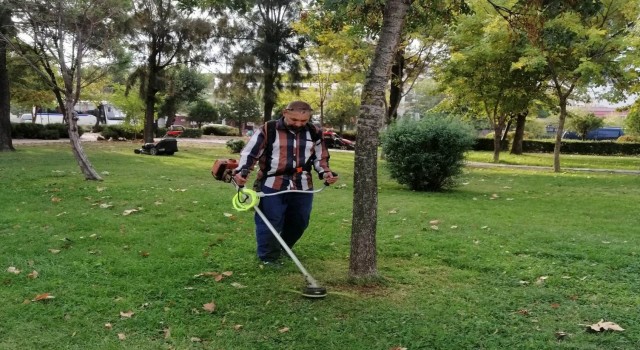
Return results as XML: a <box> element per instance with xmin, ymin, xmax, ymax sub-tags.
<box><xmin>234</xmin><ymin>324</ymin><xmax>243</xmax><ymax>331</ymax></box>
<box><xmin>586</xmin><ymin>319</ymin><xmax>624</xmax><ymax>332</ymax></box>
<box><xmin>32</xmin><ymin>293</ymin><xmax>55</xmax><ymax>301</ymax></box>
<box><xmin>278</xmin><ymin>327</ymin><xmax>290</xmax><ymax>333</ymax></box>
<box><xmin>230</xmin><ymin>282</ymin><xmax>247</xmax><ymax>289</ymax></box>
<box><xmin>120</xmin><ymin>310</ymin><xmax>135</xmax><ymax>318</ymax></box>
<box><xmin>105</xmin><ymin>323</ymin><xmax>113</xmax><ymax>330</ymax></box>
<box><xmin>117</xmin><ymin>333</ymin><xmax>126</xmax><ymax>340</ymax></box>
<box><xmin>163</xmin><ymin>328</ymin><xmax>171</xmax><ymax>339</ymax></box>
<box><xmin>7</xmin><ymin>266</ymin><xmax>21</xmax><ymax>274</ymax></box>
<box><xmin>122</xmin><ymin>209</ymin><xmax>139</xmax><ymax>216</ymax></box>
<box><xmin>27</xmin><ymin>270</ymin><xmax>39</xmax><ymax>279</ymax></box>
<box><xmin>191</xmin><ymin>337</ymin><xmax>202</xmax><ymax>342</ymax></box>
<box><xmin>203</xmin><ymin>302</ymin><xmax>216</xmax><ymax>313</ymax></box>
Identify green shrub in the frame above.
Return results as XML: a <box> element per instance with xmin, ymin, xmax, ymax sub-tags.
<box><xmin>226</xmin><ymin>139</ymin><xmax>246</xmax><ymax>153</ymax></box>
<box><xmin>382</xmin><ymin>116</ymin><xmax>475</xmax><ymax>191</ymax></box>
<box><xmin>202</xmin><ymin>124</ymin><xmax>240</xmax><ymax>136</ymax></box>
<box><xmin>341</xmin><ymin>130</ymin><xmax>356</xmax><ymax>141</ymax></box>
<box><xmin>521</xmin><ymin>140</ymin><xmax>640</xmax><ymax>155</ymax></box>
<box><xmin>40</xmin><ymin>129</ymin><xmax>60</xmax><ymax>140</ymax></box>
<box><xmin>180</xmin><ymin>128</ymin><xmax>203</xmax><ymax>138</ymax></box>
<box><xmin>12</xmin><ymin>123</ymin><xmax>45</xmax><ymax>139</ymax></box>
<box><xmin>617</xmin><ymin>135</ymin><xmax>640</xmax><ymax>143</ymax></box>
<box><xmin>101</xmin><ymin>125</ymin><xmax>138</xmax><ymax>140</ymax></box>
<box><xmin>473</xmin><ymin>138</ymin><xmax>508</xmax><ymax>151</ymax></box>
<box><xmin>44</xmin><ymin>123</ymin><xmax>85</xmax><ymax>138</ymax></box>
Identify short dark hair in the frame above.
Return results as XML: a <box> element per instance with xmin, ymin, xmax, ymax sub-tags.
<box><xmin>285</xmin><ymin>101</ymin><xmax>312</xmax><ymax>111</ymax></box>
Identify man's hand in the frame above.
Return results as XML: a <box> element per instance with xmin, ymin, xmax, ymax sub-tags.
<box><xmin>323</xmin><ymin>171</ymin><xmax>338</xmax><ymax>185</ymax></box>
<box><xmin>233</xmin><ymin>172</ymin><xmax>248</xmax><ymax>186</ymax></box>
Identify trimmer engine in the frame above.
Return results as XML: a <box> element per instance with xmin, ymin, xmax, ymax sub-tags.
<box><xmin>211</xmin><ymin>159</ymin><xmax>239</xmax><ymax>182</ymax></box>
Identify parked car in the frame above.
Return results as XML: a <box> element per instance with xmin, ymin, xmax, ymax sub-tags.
<box><xmin>323</xmin><ymin>131</ymin><xmax>355</xmax><ymax>150</ymax></box>
<box><xmin>562</xmin><ymin>127</ymin><xmax>624</xmax><ymax>141</ymax></box>
<box><xmin>165</xmin><ymin>125</ymin><xmax>185</xmax><ymax>137</ymax></box>
<box><xmin>586</xmin><ymin>127</ymin><xmax>624</xmax><ymax>141</ymax></box>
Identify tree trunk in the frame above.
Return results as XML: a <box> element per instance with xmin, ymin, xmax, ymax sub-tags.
<box><xmin>510</xmin><ymin>112</ymin><xmax>527</xmax><ymax>155</ymax></box>
<box><xmin>349</xmin><ymin>0</ymin><xmax>410</xmax><ymax>280</ymax></box>
<box><xmin>65</xmin><ymin>100</ymin><xmax>102</xmax><ymax>181</ymax></box>
<box><xmin>262</xmin><ymin>70</ymin><xmax>276</xmax><ymax>123</ymax></box>
<box><xmin>0</xmin><ymin>5</ymin><xmax>14</xmax><ymax>152</ymax></box>
<box><xmin>492</xmin><ymin>125</ymin><xmax>502</xmax><ymax>163</ymax></box>
<box><xmin>386</xmin><ymin>48</ymin><xmax>404</xmax><ymax>125</ymax></box>
<box><xmin>144</xmin><ymin>64</ymin><xmax>158</xmax><ymax>143</ymax></box>
<box><xmin>553</xmin><ymin>97</ymin><xmax>568</xmax><ymax>172</ymax></box>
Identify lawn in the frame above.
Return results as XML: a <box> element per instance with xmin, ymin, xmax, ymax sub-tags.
<box><xmin>1</xmin><ymin>142</ymin><xmax>639</xmax><ymax>349</ymax></box>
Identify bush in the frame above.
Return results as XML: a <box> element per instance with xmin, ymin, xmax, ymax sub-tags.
<box><xmin>40</xmin><ymin>129</ymin><xmax>60</xmax><ymax>140</ymax></box>
<box><xmin>180</xmin><ymin>128</ymin><xmax>203</xmax><ymax>138</ymax></box>
<box><xmin>12</xmin><ymin>123</ymin><xmax>45</xmax><ymax>139</ymax></box>
<box><xmin>341</xmin><ymin>130</ymin><xmax>357</xmax><ymax>141</ymax></box>
<box><xmin>226</xmin><ymin>139</ymin><xmax>246</xmax><ymax>153</ymax></box>
<box><xmin>202</xmin><ymin>124</ymin><xmax>240</xmax><ymax>136</ymax></box>
<box><xmin>617</xmin><ymin>135</ymin><xmax>640</xmax><ymax>143</ymax></box>
<box><xmin>382</xmin><ymin>117</ymin><xmax>475</xmax><ymax>191</ymax></box>
<box><xmin>45</xmin><ymin>123</ymin><xmax>85</xmax><ymax>138</ymax></box>
<box><xmin>101</xmin><ymin>125</ymin><xmax>139</xmax><ymax>140</ymax></box>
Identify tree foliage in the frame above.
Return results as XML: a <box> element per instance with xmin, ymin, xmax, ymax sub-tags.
<box><xmin>567</xmin><ymin>112</ymin><xmax>604</xmax><ymax>140</ymax></box>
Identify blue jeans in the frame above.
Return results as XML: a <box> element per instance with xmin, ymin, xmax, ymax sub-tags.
<box><xmin>255</xmin><ymin>185</ymin><xmax>313</xmax><ymax>262</ymax></box>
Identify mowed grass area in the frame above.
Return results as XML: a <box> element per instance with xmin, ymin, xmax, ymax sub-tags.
<box><xmin>467</xmin><ymin>150</ymin><xmax>640</xmax><ymax>171</ymax></box>
<box><xmin>1</xmin><ymin>141</ymin><xmax>640</xmax><ymax>349</ymax></box>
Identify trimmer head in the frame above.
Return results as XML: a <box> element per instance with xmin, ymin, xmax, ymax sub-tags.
<box><xmin>302</xmin><ymin>286</ymin><xmax>327</xmax><ymax>299</ymax></box>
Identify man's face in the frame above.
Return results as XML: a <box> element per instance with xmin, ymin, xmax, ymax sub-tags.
<box><xmin>283</xmin><ymin>108</ymin><xmax>312</xmax><ymax>131</ymax></box>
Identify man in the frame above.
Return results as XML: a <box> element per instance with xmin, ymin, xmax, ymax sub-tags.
<box><xmin>233</xmin><ymin>101</ymin><xmax>338</xmax><ymax>265</ymax></box>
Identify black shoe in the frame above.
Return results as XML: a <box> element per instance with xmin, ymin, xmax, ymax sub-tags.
<box><xmin>260</xmin><ymin>259</ymin><xmax>283</xmax><ymax>269</ymax></box>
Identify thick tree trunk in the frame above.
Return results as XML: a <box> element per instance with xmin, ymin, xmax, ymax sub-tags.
<box><xmin>510</xmin><ymin>112</ymin><xmax>527</xmax><ymax>155</ymax></box>
<box><xmin>349</xmin><ymin>0</ymin><xmax>410</xmax><ymax>280</ymax></box>
<box><xmin>263</xmin><ymin>70</ymin><xmax>276</xmax><ymax>123</ymax></box>
<box><xmin>0</xmin><ymin>5</ymin><xmax>14</xmax><ymax>152</ymax></box>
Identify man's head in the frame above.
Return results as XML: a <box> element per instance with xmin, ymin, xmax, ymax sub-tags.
<box><xmin>282</xmin><ymin>101</ymin><xmax>313</xmax><ymax>131</ymax></box>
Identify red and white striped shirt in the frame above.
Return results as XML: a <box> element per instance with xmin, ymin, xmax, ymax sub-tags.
<box><xmin>238</xmin><ymin>118</ymin><xmax>332</xmax><ymax>191</ymax></box>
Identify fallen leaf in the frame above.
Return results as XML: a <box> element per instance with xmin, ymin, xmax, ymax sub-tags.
<box><xmin>7</xmin><ymin>266</ymin><xmax>21</xmax><ymax>274</ymax></box>
<box><xmin>429</xmin><ymin>220</ymin><xmax>440</xmax><ymax>225</ymax></box>
<box><xmin>390</xmin><ymin>347</ymin><xmax>408</xmax><ymax>350</ymax></box>
<box><xmin>517</xmin><ymin>309</ymin><xmax>529</xmax><ymax>316</ymax></box>
<box><xmin>234</xmin><ymin>324</ymin><xmax>243</xmax><ymax>331</ymax></box>
<box><xmin>203</xmin><ymin>302</ymin><xmax>216</xmax><ymax>313</ymax></box>
<box><xmin>555</xmin><ymin>331</ymin><xmax>569</xmax><ymax>340</ymax></box>
<box><xmin>278</xmin><ymin>327</ymin><xmax>290</xmax><ymax>333</ymax></box>
<box><xmin>388</xmin><ymin>209</ymin><xmax>398</xmax><ymax>214</ymax></box>
<box><xmin>105</xmin><ymin>323</ymin><xmax>113</xmax><ymax>330</ymax></box>
<box><xmin>586</xmin><ymin>319</ymin><xmax>624</xmax><ymax>332</ymax></box>
<box><xmin>163</xmin><ymin>327</ymin><xmax>171</xmax><ymax>339</ymax></box>
<box><xmin>96</xmin><ymin>187</ymin><xmax>106</xmax><ymax>192</ymax></box>
<box><xmin>140</xmin><ymin>251</ymin><xmax>150</xmax><ymax>258</ymax></box>
<box><xmin>191</xmin><ymin>337</ymin><xmax>201</xmax><ymax>342</ymax></box>
<box><xmin>430</xmin><ymin>225</ymin><xmax>439</xmax><ymax>230</ymax></box>
<box><xmin>27</xmin><ymin>270</ymin><xmax>39</xmax><ymax>279</ymax></box>
<box><xmin>450</xmin><ymin>225</ymin><xmax>458</xmax><ymax>229</ymax></box>
<box><xmin>32</xmin><ymin>293</ymin><xmax>55</xmax><ymax>301</ymax></box>
<box><xmin>118</xmin><ymin>333</ymin><xmax>126</xmax><ymax>340</ymax></box>
<box><xmin>99</xmin><ymin>203</ymin><xmax>113</xmax><ymax>209</ymax></box>
<box><xmin>550</xmin><ymin>303</ymin><xmax>560</xmax><ymax>309</ymax></box>
<box><xmin>122</xmin><ymin>209</ymin><xmax>139</xmax><ymax>216</ymax></box>
<box><xmin>535</xmin><ymin>276</ymin><xmax>548</xmax><ymax>285</ymax></box>
<box><xmin>222</xmin><ymin>271</ymin><xmax>233</xmax><ymax>277</ymax></box>
<box><xmin>120</xmin><ymin>310</ymin><xmax>134</xmax><ymax>318</ymax></box>
<box><xmin>223</xmin><ymin>212</ymin><xmax>234</xmax><ymax>218</ymax></box>
<box><xmin>230</xmin><ymin>282</ymin><xmax>247</xmax><ymax>289</ymax></box>
<box><xmin>51</xmin><ymin>197</ymin><xmax>62</xmax><ymax>203</ymax></box>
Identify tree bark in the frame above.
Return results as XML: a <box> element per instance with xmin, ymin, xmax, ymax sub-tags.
<box><xmin>510</xmin><ymin>112</ymin><xmax>527</xmax><ymax>155</ymax></box>
<box><xmin>386</xmin><ymin>48</ymin><xmax>405</xmax><ymax>125</ymax></box>
<box><xmin>65</xmin><ymin>100</ymin><xmax>102</xmax><ymax>181</ymax></box>
<box><xmin>553</xmin><ymin>96</ymin><xmax>568</xmax><ymax>172</ymax></box>
<box><xmin>349</xmin><ymin>0</ymin><xmax>411</xmax><ymax>280</ymax></box>
<box><xmin>144</xmin><ymin>60</ymin><xmax>158</xmax><ymax>143</ymax></box>
<box><xmin>0</xmin><ymin>5</ymin><xmax>14</xmax><ymax>152</ymax></box>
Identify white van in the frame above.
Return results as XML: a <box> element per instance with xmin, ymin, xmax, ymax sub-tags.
<box><xmin>19</xmin><ymin>113</ymin><xmax>33</xmax><ymax>123</ymax></box>
<box><xmin>34</xmin><ymin>113</ymin><xmax>64</xmax><ymax>124</ymax></box>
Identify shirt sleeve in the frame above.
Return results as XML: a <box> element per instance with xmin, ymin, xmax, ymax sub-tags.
<box><xmin>237</xmin><ymin>125</ymin><xmax>266</xmax><ymax>173</ymax></box>
<box><xmin>312</xmin><ymin>127</ymin><xmax>331</xmax><ymax>175</ymax></box>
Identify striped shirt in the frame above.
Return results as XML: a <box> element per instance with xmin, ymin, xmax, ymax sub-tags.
<box><xmin>238</xmin><ymin>118</ymin><xmax>332</xmax><ymax>191</ymax></box>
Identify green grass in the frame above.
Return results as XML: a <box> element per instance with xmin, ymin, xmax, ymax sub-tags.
<box><xmin>467</xmin><ymin>151</ymin><xmax>640</xmax><ymax>170</ymax></box>
<box><xmin>2</xmin><ymin>143</ymin><xmax>640</xmax><ymax>349</ymax></box>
